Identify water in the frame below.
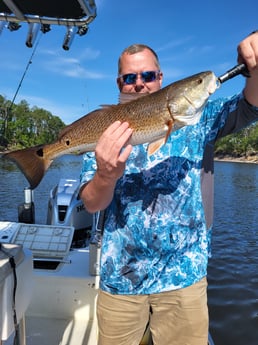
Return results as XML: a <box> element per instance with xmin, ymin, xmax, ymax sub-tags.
<box><xmin>208</xmin><ymin>161</ymin><xmax>258</xmax><ymax>345</ymax></box>
<box><xmin>0</xmin><ymin>155</ymin><xmax>258</xmax><ymax>345</ymax></box>
<box><xmin>0</xmin><ymin>155</ymin><xmax>83</xmax><ymax>223</ymax></box>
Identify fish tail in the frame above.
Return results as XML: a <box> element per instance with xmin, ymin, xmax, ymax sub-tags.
<box><xmin>4</xmin><ymin>145</ymin><xmax>53</xmax><ymax>189</ymax></box>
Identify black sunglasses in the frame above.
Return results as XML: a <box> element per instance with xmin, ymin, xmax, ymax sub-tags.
<box><xmin>119</xmin><ymin>70</ymin><xmax>160</xmax><ymax>85</ymax></box>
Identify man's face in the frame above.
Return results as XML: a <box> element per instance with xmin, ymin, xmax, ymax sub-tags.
<box><xmin>117</xmin><ymin>49</ymin><xmax>163</xmax><ymax>93</ymax></box>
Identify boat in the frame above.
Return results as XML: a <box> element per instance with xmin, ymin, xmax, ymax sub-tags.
<box><xmin>0</xmin><ymin>178</ymin><xmax>215</xmax><ymax>345</ymax></box>
<box><xmin>0</xmin><ymin>1</ymin><xmax>215</xmax><ymax>344</ymax></box>
<box><xmin>0</xmin><ymin>178</ymin><xmax>153</xmax><ymax>345</ymax></box>
<box><xmin>0</xmin><ymin>0</ymin><xmax>97</xmax><ymax>50</ymax></box>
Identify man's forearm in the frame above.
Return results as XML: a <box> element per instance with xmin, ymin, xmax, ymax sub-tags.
<box><xmin>80</xmin><ymin>171</ymin><xmax>117</xmax><ymax>213</ymax></box>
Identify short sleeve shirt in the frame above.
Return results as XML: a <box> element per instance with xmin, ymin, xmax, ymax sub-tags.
<box><xmin>80</xmin><ymin>94</ymin><xmax>257</xmax><ymax>294</ymax></box>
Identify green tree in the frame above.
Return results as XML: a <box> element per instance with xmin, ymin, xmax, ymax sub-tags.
<box><xmin>0</xmin><ymin>96</ymin><xmax>13</xmax><ymax>146</ymax></box>
<box><xmin>0</xmin><ymin>95</ymin><xmax>65</xmax><ymax>149</ymax></box>
<box><xmin>215</xmin><ymin>122</ymin><xmax>258</xmax><ymax>157</ymax></box>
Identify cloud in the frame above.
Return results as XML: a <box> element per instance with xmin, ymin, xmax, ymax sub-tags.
<box><xmin>0</xmin><ymin>60</ymin><xmax>22</xmax><ymax>71</ymax></box>
<box><xmin>10</xmin><ymin>92</ymin><xmax>84</xmax><ymax>124</ymax></box>
<box><xmin>78</xmin><ymin>47</ymin><xmax>101</xmax><ymax>60</ymax></box>
<box><xmin>46</xmin><ymin>59</ymin><xmax>105</xmax><ymax>79</ymax></box>
<box><xmin>40</xmin><ymin>47</ymin><xmax>105</xmax><ymax>79</ymax></box>
<box><xmin>162</xmin><ymin>68</ymin><xmax>184</xmax><ymax>81</ymax></box>
<box><xmin>41</xmin><ymin>46</ymin><xmax>100</xmax><ymax>61</ymax></box>
<box><xmin>156</xmin><ymin>37</ymin><xmax>193</xmax><ymax>53</ymax></box>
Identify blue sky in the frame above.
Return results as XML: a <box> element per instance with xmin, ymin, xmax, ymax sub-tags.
<box><xmin>0</xmin><ymin>0</ymin><xmax>257</xmax><ymax>124</ymax></box>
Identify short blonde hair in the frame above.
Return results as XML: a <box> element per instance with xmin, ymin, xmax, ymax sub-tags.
<box><xmin>118</xmin><ymin>44</ymin><xmax>160</xmax><ymax>75</ymax></box>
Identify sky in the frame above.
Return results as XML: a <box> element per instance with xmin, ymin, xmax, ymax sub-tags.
<box><xmin>0</xmin><ymin>0</ymin><xmax>257</xmax><ymax>124</ymax></box>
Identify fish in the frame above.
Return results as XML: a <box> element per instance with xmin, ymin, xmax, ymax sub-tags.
<box><xmin>3</xmin><ymin>71</ymin><xmax>218</xmax><ymax>189</ymax></box>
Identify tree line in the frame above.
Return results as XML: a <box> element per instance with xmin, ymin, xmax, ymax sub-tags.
<box><xmin>0</xmin><ymin>95</ymin><xmax>257</xmax><ymax>157</ymax></box>
<box><xmin>0</xmin><ymin>95</ymin><xmax>65</xmax><ymax>150</ymax></box>
<box><xmin>215</xmin><ymin>122</ymin><xmax>258</xmax><ymax>158</ymax></box>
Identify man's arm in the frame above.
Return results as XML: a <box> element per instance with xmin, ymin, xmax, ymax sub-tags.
<box><xmin>238</xmin><ymin>31</ymin><xmax>258</xmax><ymax>107</ymax></box>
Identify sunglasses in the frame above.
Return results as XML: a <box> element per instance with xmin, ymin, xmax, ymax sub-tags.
<box><xmin>119</xmin><ymin>70</ymin><xmax>160</xmax><ymax>85</ymax></box>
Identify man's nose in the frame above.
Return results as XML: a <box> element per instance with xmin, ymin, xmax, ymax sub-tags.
<box><xmin>135</xmin><ymin>74</ymin><xmax>144</xmax><ymax>85</ymax></box>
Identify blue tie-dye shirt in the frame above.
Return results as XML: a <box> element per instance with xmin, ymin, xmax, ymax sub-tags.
<box><xmin>80</xmin><ymin>94</ymin><xmax>258</xmax><ymax>295</ymax></box>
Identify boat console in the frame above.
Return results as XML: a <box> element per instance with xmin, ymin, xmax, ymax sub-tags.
<box><xmin>0</xmin><ymin>220</ymin><xmax>99</xmax><ymax>345</ymax></box>
<box><xmin>0</xmin><ymin>222</ymin><xmax>75</xmax><ymax>270</ymax></box>
<box><xmin>0</xmin><ymin>242</ymin><xmax>33</xmax><ymax>343</ymax></box>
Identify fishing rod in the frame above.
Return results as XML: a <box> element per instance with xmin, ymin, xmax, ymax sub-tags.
<box><xmin>9</xmin><ymin>31</ymin><xmax>43</xmax><ymax>111</ymax></box>
<box><xmin>0</xmin><ymin>32</ymin><xmax>42</xmax><ymax>143</ymax></box>
<box><xmin>218</xmin><ymin>63</ymin><xmax>250</xmax><ymax>84</ymax></box>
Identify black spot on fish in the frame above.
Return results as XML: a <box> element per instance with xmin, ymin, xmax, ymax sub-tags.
<box><xmin>36</xmin><ymin>148</ymin><xmax>44</xmax><ymax>157</ymax></box>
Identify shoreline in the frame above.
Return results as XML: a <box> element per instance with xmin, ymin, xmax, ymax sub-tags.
<box><xmin>1</xmin><ymin>151</ymin><xmax>257</xmax><ymax>164</ymax></box>
<box><xmin>214</xmin><ymin>154</ymin><xmax>258</xmax><ymax>164</ymax></box>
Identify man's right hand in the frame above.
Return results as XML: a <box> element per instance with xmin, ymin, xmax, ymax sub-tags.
<box><xmin>80</xmin><ymin>121</ymin><xmax>133</xmax><ymax>213</ymax></box>
<box><xmin>95</xmin><ymin>121</ymin><xmax>133</xmax><ymax>182</ymax></box>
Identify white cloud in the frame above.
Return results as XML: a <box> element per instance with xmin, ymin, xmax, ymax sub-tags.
<box><xmin>156</xmin><ymin>37</ymin><xmax>192</xmax><ymax>53</ymax></box>
<box><xmin>45</xmin><ymin>58</ymin><xmax>105</xmax><ymax>79</ymax></box>
<box><xmin>40</xmin><ymin>48</ymin><xmax>105</xmax><ymax>79</ymax></box>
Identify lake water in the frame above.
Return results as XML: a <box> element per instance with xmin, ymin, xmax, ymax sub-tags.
<box><xmin>208</xmin><ymin>161</ymin><xmax>258</xmax><ymax>345</ymax></box>
<box><xmin>0</xmin><ymin>155</ymin><xmax>257</xmax><ymax>345</ymax></box>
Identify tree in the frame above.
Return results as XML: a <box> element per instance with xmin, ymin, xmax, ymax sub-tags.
<box><xmin>0</xmin><ymin>96</ymin><xmax>13</xmax><ymax>146</ymax></box>
<box><xmin>0</xmin><ymin>95</ymin><xmax>65</xmax><ymax>150</ymax></box>
<box><xmin>215</xmin><ymin>122</ymin><xmax>258</xmax><ymax>157</ymax></box>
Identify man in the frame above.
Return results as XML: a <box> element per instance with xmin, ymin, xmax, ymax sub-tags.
<box><xmin>80</xmin><ymin>33</ymin><xmax>258</xmax><ymax>345</ymax></box>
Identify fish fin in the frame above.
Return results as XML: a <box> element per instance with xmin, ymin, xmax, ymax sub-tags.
<box><xmin>4</xmin><ymin>145</ymin><xmax>53</xmax><ymax>189</ymax></box>
<box><xmin>58</xmin><ymin>123</ymin><xmax>73</xmax><ymax>137</ymax></box>
<box><xmin>147</xmin><ymin>139</ymin><xmax>166</xmax><ymax>155</ymax></box>
<box><xmin>100</xmin><ymin>104</ymin><xmax>117</xmax><ymax>108</ymax></box>
<box><xmin>147</xmin><ymin>120</ymin><xmax>174</xmax><ymax>156</ymax></box>
<box><xmin>165</xmin><ymin>120</ymin><xmax>175</xmax><ymax>141</ymax></box>
<box><xmin>119</xmin><ymin>92</ymin><xmax>149</xmax><ymax>104</ymax></box>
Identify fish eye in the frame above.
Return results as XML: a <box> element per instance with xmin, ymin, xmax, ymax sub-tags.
<box><xmin>65</xmin><ymin>139</ymin><xmax>70</xmax><ymax>146</ymax></box>
<box><xmin>197</xmin><ymin>78</ymin><xmax>203</xmax><ymax>84</ymax></box>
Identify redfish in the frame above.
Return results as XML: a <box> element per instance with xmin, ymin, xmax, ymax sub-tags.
<box><xmin>4</xmin><ymin>71</ymin><xmax>217</xmax><ymax>189</ymax></box>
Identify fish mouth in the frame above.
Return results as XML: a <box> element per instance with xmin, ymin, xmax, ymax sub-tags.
<box><xmin>214</xmin><ymin>78</ymin><xmax>221</xmax><ymax>91</ymax></box>
<box><xmin>208</xmin><ymin>74</ymin><xmax>220</xmax><ymax>94</ymax></box>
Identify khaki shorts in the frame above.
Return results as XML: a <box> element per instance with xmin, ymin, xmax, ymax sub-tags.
<box><xmin>97</xmin><ymin>277</ymin><xmax>208</xmax><ymax>345</ymax></box>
